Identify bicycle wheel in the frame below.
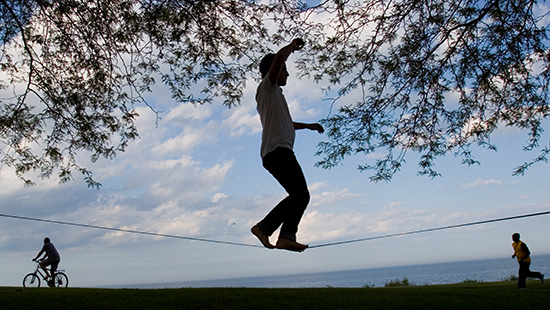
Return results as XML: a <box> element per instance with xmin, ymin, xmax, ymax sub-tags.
<box><xmin>53</xmin><ymin>272</ymin><xmax>69</xmax><ymax>288</ymax></box>
<box><xmin>23</xmin><ymin>273</ymin><xmax>40</xmax><ymax>288</ymax></box>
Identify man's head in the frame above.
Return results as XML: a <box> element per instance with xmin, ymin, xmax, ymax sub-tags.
<box><xmin>259</xmin><ymin>53</ymin><xmax>290</xmax><ymax>86</ymax></box>
<box><xmin>44</xmin><ymin>237</ymin><xmax>51</xmax><ymax>244</ymax></box>
<box><xmin>260</xmin><ymin>53</ymin><xmax>275</xmax><ymax>78</ymax></box>
<box><xmin>512</xmin><ymin>233</ymin><xmax>520</xmax><ymax>242</ymax></box>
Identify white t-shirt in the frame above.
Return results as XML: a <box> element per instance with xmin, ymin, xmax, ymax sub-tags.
<box><xmin>256</xmin><ymin>76</ymin><xmax>295</xmax><ymax>158</ymax></box>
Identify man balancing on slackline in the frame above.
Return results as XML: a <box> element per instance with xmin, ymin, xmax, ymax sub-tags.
<box><xmin>251</xmin><ymin>38</ymin><xmax>324</xmax><ymax>252</ymax></box>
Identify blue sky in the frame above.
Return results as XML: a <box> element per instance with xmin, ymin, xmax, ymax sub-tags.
<box><xmin>1</xmin><ymin>48</ymin><xmax>549</xmax><ymax>287</ymax></box>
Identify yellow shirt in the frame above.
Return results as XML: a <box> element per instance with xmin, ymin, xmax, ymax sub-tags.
<box><xmin>512</xmin><ymin>241</ymin><xmax>531</xmax><ymax>263</ymax></box>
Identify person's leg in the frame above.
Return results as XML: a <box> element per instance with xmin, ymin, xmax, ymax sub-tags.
<box><xmin>525</xmin><ymin>264</ymin><xmax>543</xmax><ymax>282</ymax></box>
<box><xmin>48</xmin><ymin>260</ymin><xmax>59</xmax><ymax>287</ymax></box>
<box><xmin>39</xmin><ymin>263</ymin><xmax>50</xmax><ymax>278</ymax></box>
<box><xmin>50</xmin><ymin>260</ymin><xmax>58</xmax><ymax>276</ymax></box>
<box><xmin>518</xmin><ymin>262</ymin><xmax>529</xmax><ymax>289</ymax></box>
<box><xmin>255</xmin><ymin>148</ymin><xmax>310</xmax><ymax>251</ymax></box>
<box><xmin>262</xmin><ymin>148</ymin><xmax>309</xmax><ymax>237</ymax></box>
<box><xmin>40</xmin><ymin>258</ymin><xmax>52</xmax><ymax>278</ymax></box>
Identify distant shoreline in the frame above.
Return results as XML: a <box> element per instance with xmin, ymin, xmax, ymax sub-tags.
<box><xmin>102</xmin><ymin>254</ymin><xmax>550</xmax><ymax>289</ymax></box>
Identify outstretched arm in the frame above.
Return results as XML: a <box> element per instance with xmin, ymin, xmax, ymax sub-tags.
<box><xmin>294</xmin><ymin>122</ymin><xmax>324</xmax><ymax>134</ymax></box>
<box><xmin>267</xmin><ymin>38</ymin><xmax>305</xmax><ymax>85</ymax></box>
<box><xmin>33</xmin><ymin>249</ymin><xmax>44</xmax><ymax>261</ymax></box>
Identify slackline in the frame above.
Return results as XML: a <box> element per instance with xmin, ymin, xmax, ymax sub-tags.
<box><xmin>0</xmin><ymin>211</ymin><xmax>548</xmax><ymax>249</ymax></box>
<box><xmin>0</xmin><ymin>213</ymin><xmax>262</xmax><ymax>248</ymax></box>
<box><xmin>309</xmin><ymin>210</ymin><xmax>550</xmax><ymax>248</ymax></box>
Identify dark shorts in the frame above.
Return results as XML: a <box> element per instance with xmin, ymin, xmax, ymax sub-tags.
<box><xmin>42</xmin><ymin>258</ymin><xmax>60</xmax><ymax>272</ymax></box>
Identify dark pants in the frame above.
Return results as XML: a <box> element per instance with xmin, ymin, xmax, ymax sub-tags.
<box><xmin>518</xmin><ymin>261</ymin><xmax>542</xmax><ymax>288</ymax></box>
<box><xmin>258</xmin><ymin>147</ymin><xmax>310</xmax><ymax>241</ymax></box>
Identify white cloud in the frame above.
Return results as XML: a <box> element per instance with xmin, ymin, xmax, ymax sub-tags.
<box><xmin>212</xmin><ymin>193</ymin><xmax>229</xmax><ymax>203</ymax></box>
<box><xmin>152</xmin><ymin>129</ymin><xmax>205</xmax><ymax>154</ymax></box>
<box><xmin>309</xmin><ymin>187</ymin><xmax>362</xmax><ymax>208</ymax></box>
<box><xmin>164</xmin><ymin>103</ymin><xmax>213</xmax><ymax>123</ymax></box>
<box><xmin>461</xmin><ymin>178</ymin><xmax>502</xmax><ymax>188</ymax></box>
<box><xmin>221</xmin><ymin>106</ymin><xmax>261</xmax><ymax>137</ymax></box>
<box><xmin>308</xmin><ymin>182</ymin><xmax>327</xmax><ymax>192</ymax></box>
<box><xmin>287</xmin><ymin>98</ymin><xmax>322</xmax><ymax>120</ymax></box>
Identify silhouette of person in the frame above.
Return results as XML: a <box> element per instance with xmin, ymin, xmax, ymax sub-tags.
<box><xmin>33</xmin><ymin>237</ymin><xmax>61</xmax><ymax>287</ymax></box>
<box><xmin>511</xmin><ymin>233</ymin><xmax>544</xmax><ymax>289</ymax></box>
<box><xmin>251</xmin><ymin>38</ymin><xmax>324</xmax><ymax>252</ymax></box>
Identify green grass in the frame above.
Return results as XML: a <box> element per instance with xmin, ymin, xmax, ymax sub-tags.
<box><xmin>1</xmin><ymin>280</ymin><xmax>548</xmax><ymax>310</ymax></box>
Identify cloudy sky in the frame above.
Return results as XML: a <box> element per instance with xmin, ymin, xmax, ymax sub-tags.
<box><xmin>1</xmin><ymin>46</ymin><xmax>549</xmax><ymax>287</ymax></box>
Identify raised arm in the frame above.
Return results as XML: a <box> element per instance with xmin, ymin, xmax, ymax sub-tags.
<box><xmin>267</xmin><ymin>38</ymin><xmax>305</xmax><ymax>85</ymax></box>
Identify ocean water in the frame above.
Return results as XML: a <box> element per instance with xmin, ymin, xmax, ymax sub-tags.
<box><xmin>112</xmin><ymin>254</ymin><xmax>550</xmax><ymax>289</ymax></box>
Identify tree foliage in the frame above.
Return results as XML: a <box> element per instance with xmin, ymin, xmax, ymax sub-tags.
<box><xmin>301</xmin><ymin>0</ymin><xmax>550</xmax><ymax>181</ymax></box>
<box><xmin>1</xmin><ymin>0</ymin><xmax>549</xmax><ymax>187</ymax></box>
<box><xmin>1</xmin><ymin>0</ymin><xmax>271</xmax><ymax>187</ymax></box>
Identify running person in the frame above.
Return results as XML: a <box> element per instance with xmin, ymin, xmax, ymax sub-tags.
<box><xmin>511</xmin><ymin>233</ymin><xmax>544</xmax><ymax>289</ymax></box>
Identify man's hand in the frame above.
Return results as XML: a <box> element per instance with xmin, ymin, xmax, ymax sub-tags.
<box><xmin>294</xmin><ymin>122</ymin><xmax>324</xmax><ymax>133</ymax></box>
<box><xmin>291</xmin><ymin>38</ymin><xmax>305</xmax><ymax>51</ymax></box>
<box><xmin>309</xmin><ymin>123</ymin><xmax>324</xmax><ymax>134</ymax></box>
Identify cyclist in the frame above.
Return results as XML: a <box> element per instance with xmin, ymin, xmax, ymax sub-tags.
<box><xmin>33</xmin><ymin>237</ymin><xmax>61</xmax><ymax>287</ymax></box>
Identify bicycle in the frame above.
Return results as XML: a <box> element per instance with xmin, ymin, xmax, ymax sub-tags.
<box><xmin>23</xmin><ymin>260</ymin><xmax>69</xmax><ymax>288</ymax></box>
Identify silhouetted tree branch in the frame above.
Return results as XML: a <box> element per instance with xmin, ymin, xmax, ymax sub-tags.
<box><xmin>1</xmin><ymin>0</ymin><xmax>549</xmax><ymax>186</ymax></box>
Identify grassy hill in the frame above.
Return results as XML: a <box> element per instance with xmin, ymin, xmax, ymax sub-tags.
<box><xmin>1</xmin><ymin>280</ymin><xmax>548</xmax><ymax>310</ymax></box>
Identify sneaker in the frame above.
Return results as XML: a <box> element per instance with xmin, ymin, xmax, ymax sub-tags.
<box><xmin>48</xmin><ymin>280</ymin><xmax>55</xmax><ymax>287</ymax></box>
<box><xmin>541</xmin><ymin>274</ymin><xmax>544</xmax><ymax>284</ymax></box>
